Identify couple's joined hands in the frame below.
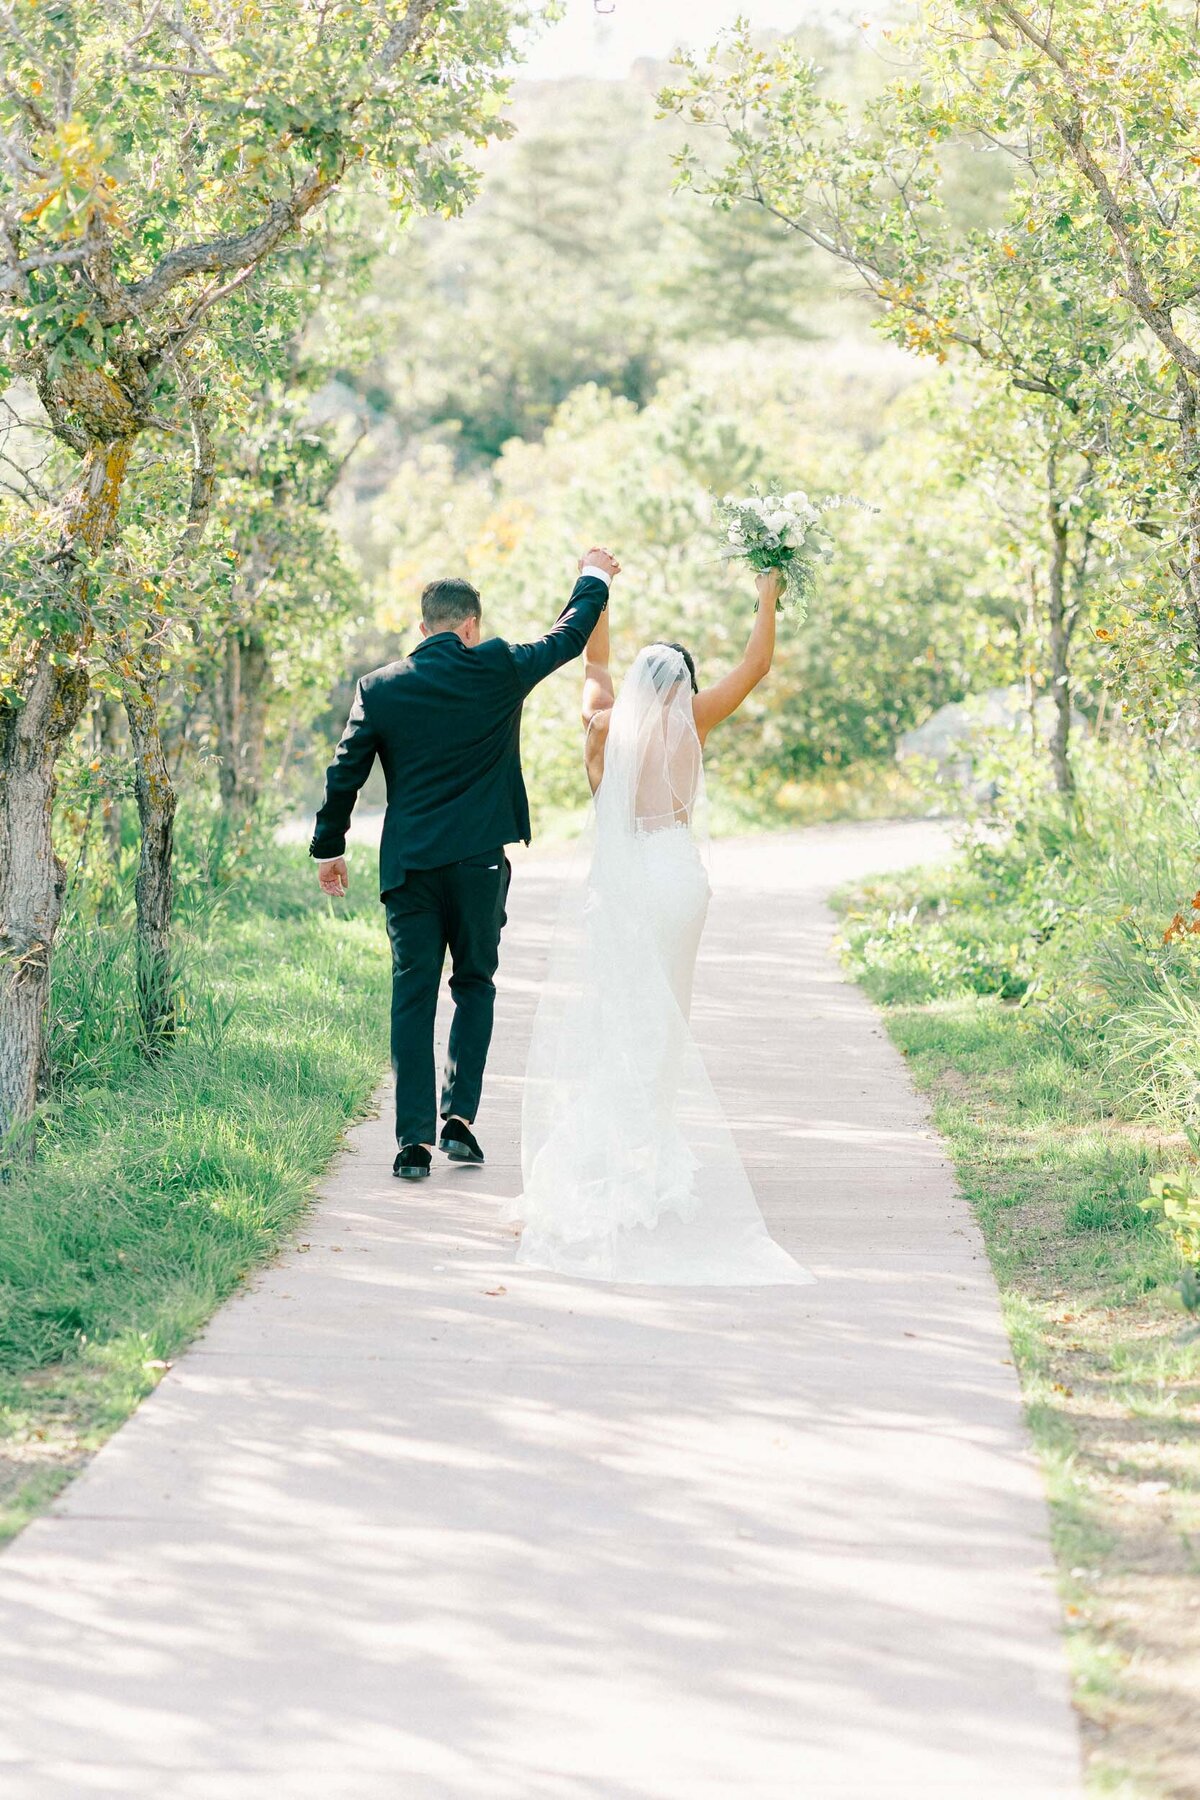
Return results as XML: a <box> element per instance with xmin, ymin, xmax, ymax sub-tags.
<box><xmin>579</xmin><ymin>546</ymin><xmax>620</xmax><ymax>581</ymax></box>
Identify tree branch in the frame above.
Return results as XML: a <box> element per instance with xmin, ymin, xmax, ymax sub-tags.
<box><xmin>0</xmin><ymin>239</ymin><xmax>90</xmax><ymax>294</ymax></box>
<box><xmin>120</xmin><ymin>165</ymin><xmax>337</xmax><ymax>317</ymax></box>
<box><xmin>0</xmin><ymin>129</ymin><xmax>47</xmax><ymax>176</ymax></box>
<box><xmin>990</xmin><ymin>0</ymin><xmax>1200</xmax><ymax>381</ymax></box>
<box><xmin>1053</xmin><ymin>112</ymin><xmax>1200</xmax><ymax>381</ymax></box>
<box><xmin>172</xmin><ymin>385</ymin><xmax>216</xmax><ymax>562</ymax></box>
<box><xmin>988</xmin><ymin>1</ymin><xmax>1073</xmax><ymax>76</ymax></box>
<box><xmin>314</xmin><ymin>418</ymin><xmax>369</xmax><ymax>507</ymax></box>
<box><xmin>377</xmin><ymin>0</ymin><xmax>443</xmax><ymax>79</ymax></box>
<box><xmin>1012</xmin><ymin>373</ymin><xmax>1079</xmax><ymax>412</ymax></box>
<box><xmin>2</xmin><ymin>71</ymin><xmax>51</xmax><ymax>133</ymax></box>
<box><xmin>117</xmin><ymin>0</ymin><xmax>447</xmax><ymax>320</ymax></box>
<box><xmin>152</xmin><ymin>259</ymin><xmax>260</xmax><ymax>357</ymax></box>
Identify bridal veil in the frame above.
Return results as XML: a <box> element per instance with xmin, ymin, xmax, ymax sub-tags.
<box><xmin>514</xmin><ymin>644</ymin><xmax>812</xmax><ymax>1287</ymax></box>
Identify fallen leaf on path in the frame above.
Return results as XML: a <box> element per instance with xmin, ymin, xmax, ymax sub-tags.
<box><xmin>484</xmin><ymin>1286</ymin><xmax>507</xmax><ymax>1297</ymax></box>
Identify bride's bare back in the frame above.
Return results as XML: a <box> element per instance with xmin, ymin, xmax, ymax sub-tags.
<box><xmin>585</xmin><ymin>703</ymin><xmax>700</xmax><ymax>820</ymax></box>
<box><xmin>586</xmin><ymin>699</ymin><xmax>702</xmax><ymax>830</ymax></box>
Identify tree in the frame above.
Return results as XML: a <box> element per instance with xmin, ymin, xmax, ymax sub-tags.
<box><xmin>934</xmin><ymin>373</ymin><xmax>1110</xmax><ymax>792</ymax></box>
<box><xmin>958</xmin><ymin>1</ymin><xmax>1200</xmax><ymax>732</ymax></box>
<box><xmin>202</xmin><ymin>381</ymin><xmax>367</xmax><ymax>830</ymax></box>
<box><xmin>155</xmin><ymin>231</ymin><xmax>378</xmax><ymax>847</ymax></box>
<box><xmin>659</xmin><ymin>13</ymin><xmax>1147</xmax><ymax>793</ymax></box>
<box><xmin>0</xmin><ymin>0</ymin><xmax>528</xmax><ymax>1145</ymax></box>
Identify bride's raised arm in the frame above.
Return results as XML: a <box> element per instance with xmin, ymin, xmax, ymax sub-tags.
<box><xmin>692</xmin><ymin>568</ymin><xmax>781</xmax><ymax>743</ymax></box>
<box><xmin>581</xmin><ymin>599</ymin><xmax>614</xmax><ymax>729</ymax></box>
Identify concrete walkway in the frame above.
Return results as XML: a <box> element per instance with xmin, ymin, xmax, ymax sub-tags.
<box><xmin>0</xmin><ymin>823</ymin><xmax>1083</xmax><ymax>1799</ymax></box>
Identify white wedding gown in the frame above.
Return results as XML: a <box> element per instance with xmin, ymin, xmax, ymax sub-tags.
<box><xmin>513</xmin><ymin>645</ymin><xmax>812</xmax><ymax>1286</ymax></box>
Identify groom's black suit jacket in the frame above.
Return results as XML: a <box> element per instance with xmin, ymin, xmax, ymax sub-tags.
<box><xmin>309</xmin><ymin>574</ymin><xmax>608</xmax><ymax>895</ymax></box>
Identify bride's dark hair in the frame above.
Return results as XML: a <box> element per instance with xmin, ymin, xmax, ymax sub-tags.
<box><xmin>650</xmin><ymin>641</ymin><xmax>699</xmax><ymax>694</ymax></box>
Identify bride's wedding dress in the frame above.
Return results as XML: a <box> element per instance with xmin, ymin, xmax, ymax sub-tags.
<box><xmin>514</xmin><ymin>644</ymin><xmax>812</xmax><ymax>1286</ymax></box>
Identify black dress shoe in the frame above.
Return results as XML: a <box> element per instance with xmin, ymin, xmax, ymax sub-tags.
<box><xmin>394</xmin><ymin>1145</ymin><xmax>432</xmax><ymax>1180</ymax></box>
<box><xmin>439</xmin><ymin>1118</ymin><xmax>484</xmax><ymax>1164</ymax></box>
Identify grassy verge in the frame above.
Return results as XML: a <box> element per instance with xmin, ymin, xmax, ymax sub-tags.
<box><xmin>0</xmin><ymin>870</ymin><xmax>390</xmax><ymax>1544</ymax></box>
<box><xmin>837</xmin><ymin>830</ymin><xmax>1200</xmax><ymax>1799</ymax></box>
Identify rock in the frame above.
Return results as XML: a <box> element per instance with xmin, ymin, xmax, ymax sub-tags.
<box><xmin>896</xmin><ymin>686</ymin><xmax>1085</xmax><ymax>793</ymax></box>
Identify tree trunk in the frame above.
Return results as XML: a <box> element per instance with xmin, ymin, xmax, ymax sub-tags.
<box><xmin>1025</xmin><ymin>571</ymin><xmax>1040</xmax><ymax>761</ymax></box>
<box><xmin>122</xmin><ymin>670</ymin><xmax>177</xmax><ymax>1048</ymax></box>
<box><xmin>214</xmin><ymin>629</ymin><xmax>270</xmax><ymax>818</ymax></box>
<box><xmin>1176</xmin><ymin>371</ymin><xmax>1200</xmax><ymax>656</ymax></box>
<box><xmin>1046</xmin><ymin>496</ymin><xmax>1076</xmax><ymax>798</ymax></box>
<box><xmin>0</xmin><ymin>652</ymin><xmax>75</xmax><ymax>1148</ymax></box>
<box><xmin>96</xmin><ymin>696</ymin><xmax>125</xmax><ymax>867</ymax></box>
<box><xmin>239</xmin><ymin>634</ymin><xmax>269</xmax><ymax>812</ymax></box>
<box><xmin>0</xmin><ymin>438</ymin><xmax>130</xmax><ymax>1149</ymax></box>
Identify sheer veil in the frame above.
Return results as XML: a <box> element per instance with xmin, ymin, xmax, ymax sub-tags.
<box><xmin>515</xmin><ymin>644</ymin><xmax>812</xmax><ymax>1286</ymax></box>
<box><xmin>593</xmin><ymin>642</ymin><xmax>706</xmax><ymax>844</ymax></box>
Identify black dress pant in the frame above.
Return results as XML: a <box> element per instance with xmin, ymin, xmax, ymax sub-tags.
<box><xmin>383</xmin><ymin>850</ymin><xmax>511</xmax><ymax>1148</ymax></box>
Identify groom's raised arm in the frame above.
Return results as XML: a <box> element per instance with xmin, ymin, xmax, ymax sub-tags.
<box><xmin>509</xmin><ymin>555</ymin><xmax>615</xmax><ymax>696</ymax></box>
<box><xmin>309</xmin><ymin>679</ymin><xmax>381</xmax><ymax>863</ymax></box>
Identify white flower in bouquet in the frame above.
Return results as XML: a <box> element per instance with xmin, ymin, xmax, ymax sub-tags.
<box><xmin>713</xmin><ymin>483</ymin><xmax>872</xmax><ymax>618</ymax></box>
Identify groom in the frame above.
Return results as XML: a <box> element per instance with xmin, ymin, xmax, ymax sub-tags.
<box><xmin>311</xmin><ymin>549</ymin><xmax>620</xmax><ymax>1180</ymax></box>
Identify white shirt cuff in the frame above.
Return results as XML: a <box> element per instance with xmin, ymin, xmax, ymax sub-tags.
<box><xmin>580</xmin><ymin>563</ymin><xmax>611</xmax><ymax>588</ymax></box>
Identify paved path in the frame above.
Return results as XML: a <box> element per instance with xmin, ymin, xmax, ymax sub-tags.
<box><xmin>0</xmin><ymin>823</ymin><xmax>1083</xmax><ymax>1799</ymax></box>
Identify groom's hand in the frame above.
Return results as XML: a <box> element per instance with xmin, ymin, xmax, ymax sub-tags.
<box><xmin>318</xmin><ymin>856</ymin><xmax>349</xmax><ymax>897</ymax></box>
<box><xmin>578</xmin><ymin>547</ymin><xmax>620</xmax><ymax>581</ymax></box>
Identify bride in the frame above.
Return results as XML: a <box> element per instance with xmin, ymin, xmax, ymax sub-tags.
<box><xmin>513</xmin><ymin>566</ymin><xmax>812</xmax><ymax>1287</ymax></box>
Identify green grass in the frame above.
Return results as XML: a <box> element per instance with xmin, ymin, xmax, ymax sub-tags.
<box><xmin>0</xmin><ymin>871</ymin><xmax>391</xmax><ymax>1543</ymax></box>
<box><xmin>837</xmin><ymin>825</ymin><xmax>1200</xmax><ymax>1799</ymax></box>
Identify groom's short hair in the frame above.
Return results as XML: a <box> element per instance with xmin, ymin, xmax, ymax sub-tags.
<box><xmin>421</xmin><ymin>578</ymin><xmax>482</xmax><ymax>630</ymax></box>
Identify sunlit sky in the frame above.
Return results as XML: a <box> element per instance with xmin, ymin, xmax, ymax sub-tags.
<box><xmin>520</xmin><ymin>0</ymin><xmax>863</xmax><ymax>78</ymax></box>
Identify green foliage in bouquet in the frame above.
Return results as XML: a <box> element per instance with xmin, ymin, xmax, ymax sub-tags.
<box><xmin>715</xmin><ymin>487</ymin><xmax>866</xmax><ymax>618</ymax></box>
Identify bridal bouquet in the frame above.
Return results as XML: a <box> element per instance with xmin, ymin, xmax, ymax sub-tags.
<box><xmin>716</xmin><ymin>487</ymin><xmax>858</xmax><ymax>619</ymax></box>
